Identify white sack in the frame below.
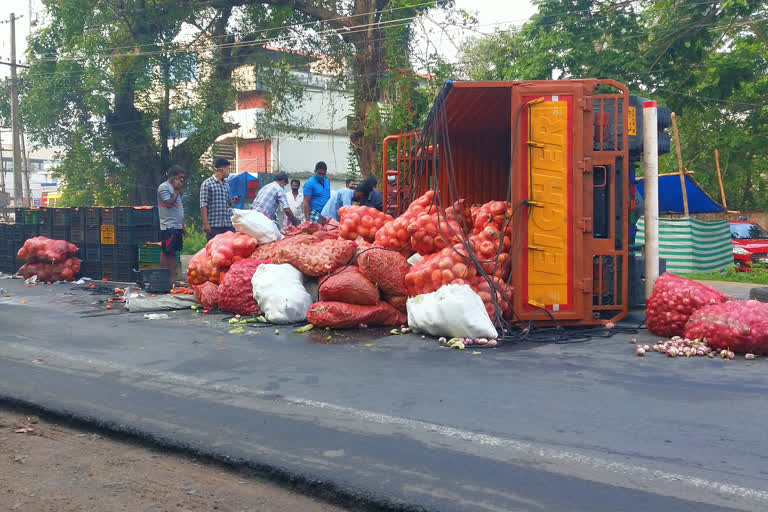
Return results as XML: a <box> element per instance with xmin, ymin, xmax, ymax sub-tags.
<box><xmin>251</xmin><ymin>264</ymin><xmax>313</xmax><ymax>324</ymax></box>
<box><xmin>232</xmin><ymin>209</ymin><xmax>283</xmax><ymax>245</ymax></box>
<box><xmin>406</xmin><ymin>284</ymin><xmax>497</xmax><ymax>339</ymax></box>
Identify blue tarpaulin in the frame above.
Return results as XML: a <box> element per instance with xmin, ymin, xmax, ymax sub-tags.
<box><xmin>636</xmin><ymin>174</ymin><xmax>724</xmax><ymax>214</ymax></box>
<box><xmin>227</xmin><ymin>172</ymin><xmax>260</xmax><ymax>209</ymax></box>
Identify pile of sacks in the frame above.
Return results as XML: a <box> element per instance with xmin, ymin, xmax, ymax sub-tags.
<box><xmin>188</xmin><ymin>210</ymin><xmax>406</xmax><ymax>328</ymax></box>
<box><xmin>184</xmin><ymin>193</ymin><xmax>520</xmax><ymax>340</ymax></box>
<box><xmin>646</xmin><ymin>273</ymin><xmax>768</xmax><ymax>354</ymax></box>
<box><xmin>16</xmin><ymin>237</ymin><xmax>81</xmax><ymax>281</ymax></box>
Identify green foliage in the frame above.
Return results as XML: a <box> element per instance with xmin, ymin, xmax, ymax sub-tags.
<box><xmin>683</xmin><ymin>263</ymin><xmax>768</xmax><ymax>285</ymax></box>
<box><xmin>52</xmin><ymin>129</ymin><xmax>127</xmax><ymax>207</ymax></box>
<box><xmin>19</xmin><ymin>0</ymin><xmax>319</xmax><ymax>207</ymax></box>
<box><xmin>458</xmin><ymin>0</ymin><xmax>768</xmax><ymax>212</ymax></box>
<box><xmin>182</xmin><ymin>228</ymin><xmax>208</xmax><ymax>256</ymax></box>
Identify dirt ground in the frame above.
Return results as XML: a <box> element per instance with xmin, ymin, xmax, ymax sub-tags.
<box><xmin>0</xmin><ymin>408</ymin><xmax>348</xmax><ymax>512</ymax></box>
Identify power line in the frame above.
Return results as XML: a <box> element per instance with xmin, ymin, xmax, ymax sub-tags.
<box><xmin>0</xmin><ymin>60</ymin><xmax>30</xmax><ymax>68</ymax></box>
<box><xmin>15</xmin><ymin>12</ymin><xmax>768</xmax><ymax>82</ymax></box>
<box><xmin>26</xmin><ymin>0</ymin><xmax>741</xmax><ymax>62</ymax></box>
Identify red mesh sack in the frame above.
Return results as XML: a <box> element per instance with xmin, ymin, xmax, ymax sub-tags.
<box><xmin>374</xmin><ymin>190</ymin><xmax>435</xmax><ymax>257</ymax></box>
<box><xmin>469</xmin><ymin>275</ymin><xmax>513</xmax><ymax>321</ymax></box>
<box><xmin>281</xmin><ymin>221</ymin><xmax>322</xmax><ymax>236</ymax></box>
<box><xmin>469</xmin><ymin>226</ymin><xmax>512</xmax><ymax>280</ymax></box>
<box><xmin>357</xmin><ymin>245</ymin><xmax>409</xmax><ymax>297</ymax></box>
<box><xmin>313</xmin><ymin>230</ymin><xmax>340</xmax><ymax>242</ymax></box>
<box><xmin>273</xmin><ymin>238</ymin><xmax>357</xmax><ymax>276</ymax></box>
<box><xmin>186</xmin><ymin>248</ymin><xmax>226</xmax><ymax>286</ymax></box>
<box><xmin>318</xmin><ymin>266</ymin><xmax>379</xmax><ymax>305</ymax></box>
<box><xmin>684</xmin><ymin>300</ymin><xmax>768</xmax><ymax>354</ymax></box>
<box><xmin>194</xmin><ymin>282</ymin><xmax>219</xmax><ymax>310</ymax></box>
<box><xmin>472</xmin><ymin>201</ymin><xmax>512</xmax><ymax>235</ymax></box>
<box><xmin>250</xmin><ymin>234</ymin><xmax>316</xmax><ymax>261</ymax></box>
<box><xmin>17</xmin><ymin>257</ymin><xmax>80</xmax><ymax>281</ymax></box>
<box><xmin>405</xmin><ymin>243</ymin><xmax>477</xmax><ymax>296</ymax></box>
<box><xmin>217</xmin><ymin>259</ymin><xmax>269</xmax><ymax>315</ymax></box>
<box><xmin>408</xmin><ymin>210</ymin><xmax>465</xmax><ymax>256</ymax></box>
<box><xmin>206</xmin><ymin>231</ymin><xmax>257</xmax><ymax>268</ymax></box>
<box><xmin>646</xmin><ymin>273</ymin><xmax>731</xmax><ymax>337</ymax></box>
<box><xmin>384</xmin><ymin>294</ymin><xmax>408</xmax><ymax>314</ymax></box>
<box><xmin>338</xmin><ymin>206</ymin><xmax>394</xmax><ymax>243</ymax></box>
<box><xmin>17</xmin><ymin>262</ymin><xmax>44</xmax><ymax>279</ymax></box>
<box><xmin>17</xmin><ymin>236</ymin><xmax>78</xmax><ymax>263</ymax></box>
<box><xmin>445</xmin><ymin>199</ymin><xmax>473</xmax><ymax>231</ymax></box>
<box><xmin>306</xmin><ymin>301</ymin><xmax>406</xmax><ymax>328</ymax></box>
<box><xmin>367</xmin><ymin>301</ymin><xmax>407</xmax><ymax>326</ymax></box>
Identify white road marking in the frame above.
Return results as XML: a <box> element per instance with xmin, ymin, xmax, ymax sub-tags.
<box><xmin>0</xmin><ymin>340</ymin><xmax>766</xmax><ymax>509</ymax></box>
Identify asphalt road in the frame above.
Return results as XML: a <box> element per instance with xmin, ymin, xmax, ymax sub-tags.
<box><xmin>1</xmin><ymin>277</ymin><xmax>767</xmax><ymax>511</ymax></box>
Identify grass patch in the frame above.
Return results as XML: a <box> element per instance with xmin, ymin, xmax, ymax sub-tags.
<box><xmin>682</xmin><ymin>263</ymin><xmax>768</xmax><ymax>285</ymax></box>
<box><xmin>183</xmin><ymin>228</ymin><xmax>207</xmax><ymax>255</ymax></box>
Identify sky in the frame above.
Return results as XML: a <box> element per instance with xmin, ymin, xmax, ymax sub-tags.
<box><xmin>0</xmin><ymin>0</ymin><xmax>40</xmax><ymax>70</ymax></box>
<box><xmin>414</xmin><ymin>0</ymin><xmax>535</xmax><ymax>66</ymax></box>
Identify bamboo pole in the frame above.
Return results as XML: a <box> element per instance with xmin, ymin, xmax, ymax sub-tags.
<box><xmin>670</xmin><ymin>112</ymin><xmax>689</xmax><ymax>217</ymax></box>
<box><xmin>714</xmin><ymin>149</ymin><xmax>728</xmax><ymax>209</ymax></box>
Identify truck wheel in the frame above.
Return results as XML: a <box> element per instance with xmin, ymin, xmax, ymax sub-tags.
<box><xmin>749</xmin><ymin>287</ymin><xmax>768</xmax><ymax>303</ymax></box>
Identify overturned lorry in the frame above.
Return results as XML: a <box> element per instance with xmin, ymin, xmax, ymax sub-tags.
<box><xmin>383</xmin><ymin>79</ymin><xmax>671</xmax><ymax>326</ymax></box>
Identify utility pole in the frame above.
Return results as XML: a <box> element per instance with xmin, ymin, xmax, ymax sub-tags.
<box><xmin>21</xmin><ymin>128</ymin><xmax>31</xmax><ymax>205</ymax></box>
<box><xmin>9</xmin><ymin>13</ymin><xmax>24</xmax><ymax>207</ymax></box>
<box><xmin>643</xmin><ymin>101</ymin><xmax>660</xmax><ymax>299</ymax></box>
<box><xmin>0</xmin><ymin>128</ymin><xmax>6</xmax><ymax>192</ymax></box>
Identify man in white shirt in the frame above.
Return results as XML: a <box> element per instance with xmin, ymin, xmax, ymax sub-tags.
<box><xmin>284</xmin><ymin>179</ymin><xmax>305</xmax><ymax>227</ymax></box>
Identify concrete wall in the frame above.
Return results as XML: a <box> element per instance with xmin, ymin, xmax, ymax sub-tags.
<box><xmin>274</xmin><ymin>134</ymin><xmax>350</xmax><ymax>179</ymax></box>
<box><xmin>225</xmin><ymin>67</ymin><xmax>355</xmax><ymax>180</ymax></box>
<box><xmin>662</xmin><ymin>211</ymin><xmax>768</xmax><ymax>228</ymax></box>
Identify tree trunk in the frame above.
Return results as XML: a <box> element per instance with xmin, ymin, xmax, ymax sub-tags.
<box><xmin>349</xmin><ymin>1</ymin><xmax>385</xmax><ymax>178</ymax></box>
<box><xmin>107</xmin><ymin>67</ymin><xmax>163</xmax><ymax>205</ymax></box>
<box><xmin>159</xmin><ymin>56</ymin><xmax>172</xmax><ymax>174</ymax></box>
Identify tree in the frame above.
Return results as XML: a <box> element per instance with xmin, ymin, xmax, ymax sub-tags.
<box><xmin>23</xmin><ymin>0</ymin><xmax>452</xmax><ymax>206</ymax></box>
<box><xmin>458</xmin><ymin>0</ymin><xmax>768</xmax><ymax>211</ymax></box>
<box><xmin>219</xmin><ymin>0</ymin><xmax>450</xmax><ymax>178</ymax></box>
<box><xmin>22</xmin><ymin>0</ymin><xmax>307</xmax><ymax>205</ymax></box>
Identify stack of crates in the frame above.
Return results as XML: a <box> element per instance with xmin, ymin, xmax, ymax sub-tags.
<box><xmin>138</xmin><ymin>242</ymin><xmax>181</xmax><ymax>275</ymax></box>
<box><xmin>101</xmin><ymin>207</ymin><xmax>160</xmax><ymax>282</ymax></box>
<box><xmin>1</xmin><ymin>205</ymin><xmax>163</xmax><ymax>282</ymax></box>
<box><xmin>73</xmin><ymin>207</ymin><xmax>102</xmax><ymax>279</ymax></box>
<box><xmin>9</xmin><ymin>209</ymin><xmax>40</xmax><ymax>273</ymax></box>
<box><xmin>0</xmin><ymin>224</ymin><xmax>16</xmax><ymax>273</ymax></box>
<box><xmin>37</xmin><ymin>207</ymin><xmax>72</xmax><ymax>241</ymax></box>
<box><xmin>1</xmin><ymin>211</ymin><xmax>40</xmax><ymax>273</ymax></box>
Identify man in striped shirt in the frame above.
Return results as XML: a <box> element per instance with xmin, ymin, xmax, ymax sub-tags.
<box><xmin>200</xmin><ymin>158</ymin><xmax>240</xmax><ymax>241</ymax></box>
<box><xmin>251</xmin><ymin>173</ymin><xmax>300</xmax><ymax>226</ymax></box>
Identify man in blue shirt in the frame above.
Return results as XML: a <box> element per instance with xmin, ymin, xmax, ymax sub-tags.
<box><xmin>302</xmin><ymin>161</ymin><xmax>331</xmax><ymax>223</ymax></box>
<box><xmin>320</xmin><ymin>186</ymin><xmax>354</xmax><ymax>222</ymax></box>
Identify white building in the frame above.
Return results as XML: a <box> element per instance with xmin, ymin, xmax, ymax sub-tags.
<box><xmin>212</xmin><ymin>48</ymin><xmax>355</xmax><ymax>189</ymax></box>
<box><xmin>0</xmin><ymin>132</ymin><xmax>61</xmax><ymax>207</ymax></box>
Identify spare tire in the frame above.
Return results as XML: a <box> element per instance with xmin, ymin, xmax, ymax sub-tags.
<box><xmin>749</xmin><ymin>287</ymin><xmax>768</xmax><ymax>303</ymax></box>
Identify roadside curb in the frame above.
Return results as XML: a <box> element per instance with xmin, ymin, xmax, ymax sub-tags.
<box><xmin>0</xmin><ymin>394</ymin><xmax>429</xmax><ymax>512</ymax></box>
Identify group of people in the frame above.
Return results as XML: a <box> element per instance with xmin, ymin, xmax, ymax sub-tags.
<box><xmin>155</xmin><ymin>158</ymin><xmax>391</xmax><ymax>284</ymax></box>
<box><xmin>249</xmin><ymin>160</ymin><xmax>385</xmax><ymax>227</ymax></box>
